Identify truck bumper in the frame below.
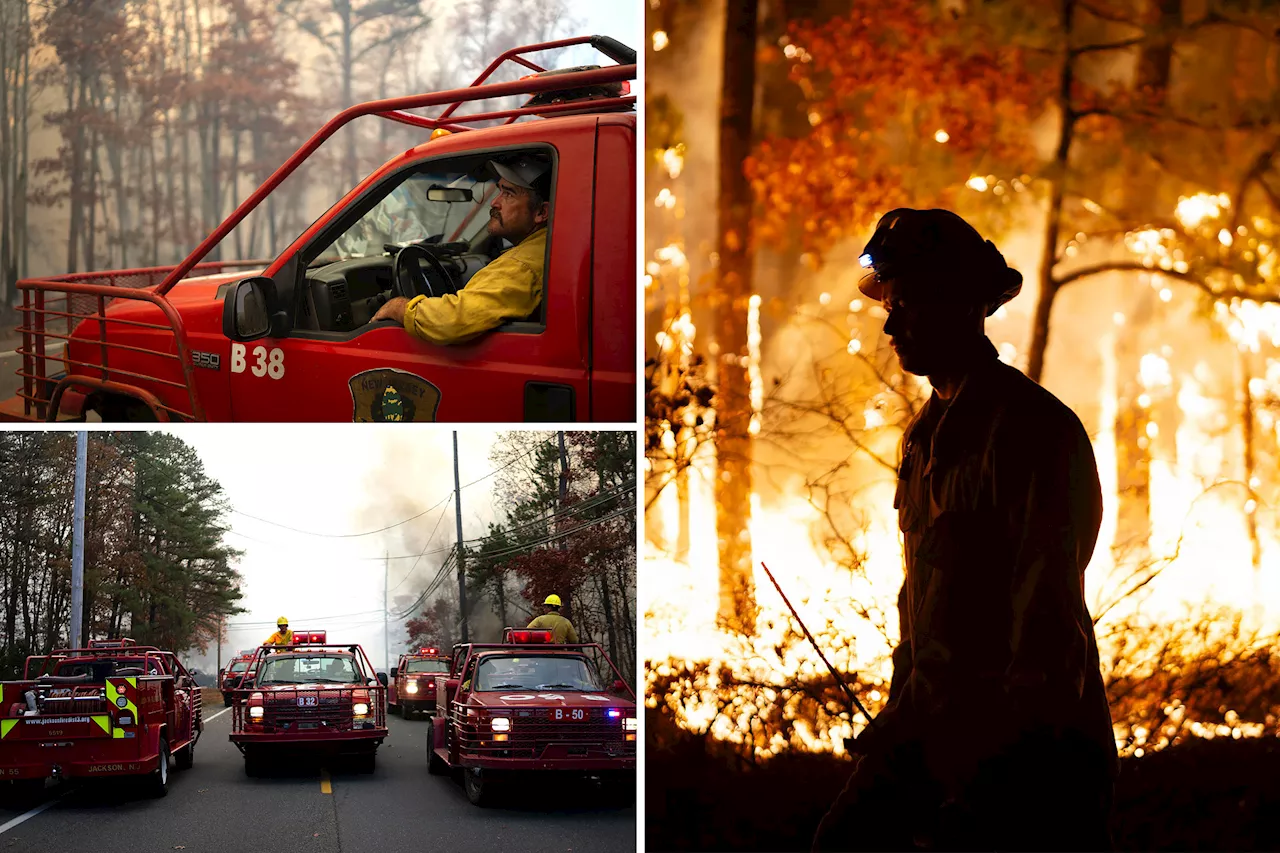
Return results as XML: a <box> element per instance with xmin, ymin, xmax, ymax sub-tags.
<box><xmin>231</xmin><ymin>728</ymin><xmax>387</xmax><ymax>753</ymax></box>
<box><xmin>456</xmin><ymin>755</ymin><xmax>635</xmax><ymax>772</ymax></box>
<box><xmin>0</xmin><ymin>742</ymin><xmax>159</xmax><ymax>780</ymax></box>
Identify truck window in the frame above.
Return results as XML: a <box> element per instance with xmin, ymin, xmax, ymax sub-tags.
<box><xmin>313</xmin><ymin>172</ymin><xmax>496</xmax><ymax>264</ymax></box>
<box><xmin>228</xmin><ymin>660</ymin><xmax>250</xmax><ymax>673</ymax></box>
<box><xmin>296</xmin><ymin>147</ymin><xmax>555</xmax><ymax>335</ymax></box>
<box><xmin>473</xmin><ymin>655</ymin><xmax>601</xmax><ymax>692</ymax></box>
<box><xmin>257</xmin><ymin>655</ymin><xmax>360</xmax><ymax>685</ymax></box>
<box><xmin>404</xmin><ymin>659</ymin><xmax>449</xmax><ymax>674</ymax></box>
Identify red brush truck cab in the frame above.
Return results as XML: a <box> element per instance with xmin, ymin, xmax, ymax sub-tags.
<box><xmin>389</xmin><ymin>647</ymin><xmax>451</xmax><ymax>720</ymax></box>
<box><xmin>1</xmin><ymin>37</ymin><xmax>635</xmax><ymax>424</ymax></box>
<box><xmin>229</xmin><ymin>641</ymin><xmax>387</xmax><ymax>776</ymax></box>
<box><xmin>426</xmin><ymin>628</ymin><xmax>636</xmax><ymax>806</ymax></box>
<box><xmin>219</xmin><ymin>654</ymin><xmax>255</xmax><ymax>707</ymax></box>
<box><xmin>0</xmin><ymin>639</ymin><xmax>201</xmax><ymax>798</ymax></box>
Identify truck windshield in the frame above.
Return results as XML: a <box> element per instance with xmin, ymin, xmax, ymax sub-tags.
<box><xmin>404</xmin><ymin>659</ymin><xmax>449</xmax><ymax>674</ymax></box>
<box><xmin>312</xmin><ymin>171</ymin><xmax>496</xmax><ymax>264</ymax></box>
<box><xmin>474</xmin><ymin>655</ymin><xmax>601</xmax><ymax>692</ymax></box>
<box><xmin>229</xmin><ymin>660</ymin><xmax>250</xmax><ymax>673</ymax></box>
<box><xmin>258</xmin><ymin>655</ymin><xmax>360</xmax><ymax>685</ymax></box>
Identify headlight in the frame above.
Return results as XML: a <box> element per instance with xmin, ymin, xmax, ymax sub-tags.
<box><xmin>406</xmin><ymin>682</ymin><xmax>418</xmax><ymax>694</ymax></box>
<box><xmin>624</xmin><ymin>717</ymin><xmax>637</xmax><ymax>731</ymax></box>
<box><xmin>490</xmin><ymin>717</ymin><xmax>510</xmax><ymax>732</ymax></box>
<box><xmin>353</xmin><ymin>702</ymin><xmax>369</xmax><ymax>716</ymax></box>
<box><xmin>249</xmin><ymin>706</ymin><xmax>264</xmax><ymax>719</ymax></box>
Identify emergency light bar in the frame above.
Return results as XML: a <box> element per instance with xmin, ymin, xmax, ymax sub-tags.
<box><xmin>506</xmin><ymin>630</ymin><xmax>553</xmax><ymax>644</ymax></box>
<box><xmin>417</xmin><ymin>647</ymin><xmax>440</xmax><ymax>656</ymax></box>
<box><xmin>88</xmin><ymin>638</ymin><xmax>137</xmax><ymax>648</ymax></box>
<box><xmin>292</xmin><ymin>630</ymin><xmax>326</xmax><ymax>644</ymax></box>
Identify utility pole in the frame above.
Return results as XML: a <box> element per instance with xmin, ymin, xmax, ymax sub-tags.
<box><xmin>70</xmin><ymin>431</ymin><xmax>87</xmax><ymax>648</ymax></box>
<box><xmin>558</xmin><ymin>431</ymin><xmax>569</xmax><ymax>551</ymax></box>
<box><xmin>453</xmin><ymin>432</ymin><xmax>468</xmax><ymax>643</ymax></box>
<box><xmin>384</xmin><ymin>552</ymin><xmax>390</xmax><ymax>674</ymax></box>
<box><xmin>217</xmin><ymin>615</ymin><xmax>223</xmax><ymax>674</ymax></box>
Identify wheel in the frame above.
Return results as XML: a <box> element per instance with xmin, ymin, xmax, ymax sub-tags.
<box><xmin>243</xmin><ymin>748</ymin><xmax>263</xmax><ymax>778</ymax></box>
<box><xmin>426</xmin><ymin>726</ymin><xmax>447</xmax><ymax>776</ymax></box>
<box><xmin>144</xmin><ymin>735</ymin><xmax>170</xmax><ymax>798</ymax></box>
<box><xmin>404</xmin><ymin>706</ymin><xmax>415</xmax><ymax>721</ymax></box>
<box><xmin>223</xmin><ymin>694</ymin><xmax>232</xmax><ymax>708</ymax></box>
<box><xmin>463</xmin><ymin>767</ymin><xmax>493</xmax><ymax>807</ymax></box>
<box><xmin>175</xmin><ymin>739</ymin><xmax>195</xmax><ymax>770</ymax></box>
<box><xmin>600</xmin><ymin>773</ymin><xmax>635</xmax><ymax>806</ymax></box>
<box><xmin>390</xmin><ymin>702</ymin><xmax>400</xmax><ymax>717</ymax></box>
<box><xmin>355</xmin><ymin>751</ymin><xmax>376</xmax><ymax>775</ymax></box>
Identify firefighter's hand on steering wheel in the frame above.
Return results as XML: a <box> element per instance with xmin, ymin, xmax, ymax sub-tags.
<box><xmin>372</xmin><ymin>296</ymin><xmax>410</xmax><ymax>324</ymax></box>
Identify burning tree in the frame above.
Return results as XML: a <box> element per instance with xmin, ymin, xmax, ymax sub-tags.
<box><xmin>645</xmin><ymin>0</ymin><xmax>1280</xmax><ymax>764</ymax></box>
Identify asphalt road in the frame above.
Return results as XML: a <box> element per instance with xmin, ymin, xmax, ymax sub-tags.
<box><xmin>0</xmin><ymin>705</ymin><xmax>636</xmax><ymax>853</ymax></box>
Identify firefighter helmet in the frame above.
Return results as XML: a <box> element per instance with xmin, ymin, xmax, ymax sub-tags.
<box><xmin>544</xmin><ymin>594</ymin><xmax>562</xmax><ymax>607</ymax></box>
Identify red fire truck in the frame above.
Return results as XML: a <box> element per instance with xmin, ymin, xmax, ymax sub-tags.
<box><xmin>1</xmin><ymin>37</ymin><xmax>635</xmax><ymax>424</ymax></box>
<box><xmin>425</xmin><ymin>628</ymin><xmax>635</xmax><ymax>806</ymax></box>
<box><xmin>219</xmin><ymin>652</ymin><xmax>256</xmax><ymax>707</ymax></box>
<box><xmin>229</xmin><ymin>638</ymin><xmax>386</xmax><ymax>776</ymax></box>
<box><xmin>389</xmin><ymin>647</ymin><xmax>451</xmax><ymax>720</ymax></box>
<box><xmin>0</xmin><ymin>639</ymin><xmax>201</xmax><ymax>798</ymax></box>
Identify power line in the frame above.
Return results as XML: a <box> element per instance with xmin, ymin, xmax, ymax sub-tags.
<box><xmin>386</xmin><ymin>494</ymin><xmax>454</xmax><ymax>598</ymax></box>
<box><xmin>230</xmin><ymin>491</ymin><xmax>451</xmax><ymax>539</ymax></box>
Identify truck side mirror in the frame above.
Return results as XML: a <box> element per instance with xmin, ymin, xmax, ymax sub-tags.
<box><xmin>390</xmin><ymin>667</ymin><xmax>398</xmax><ymax>678</ymax></box>
<box><xmin>376</xmin><ymin>672</ymin><xmax>388</xmax><ymax>687</ymax></box>
<box><xmin>222</xmin><ymin>276</ymin><xmax>284</xmax><ymax>341</ymax></box>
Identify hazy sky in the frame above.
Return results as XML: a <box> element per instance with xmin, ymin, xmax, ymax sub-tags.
<box><xmin>166</xmin><ymin>426</ymin><xmax>537</xmax><ymax>674</ymax></box>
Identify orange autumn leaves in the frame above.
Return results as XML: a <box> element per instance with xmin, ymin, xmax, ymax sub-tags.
<box><xmin>746</xmin><ymin>1</ymin><xmax>1060</xmax><ymax>257</ymax></box>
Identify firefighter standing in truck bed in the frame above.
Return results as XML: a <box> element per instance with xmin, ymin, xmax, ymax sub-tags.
<box><xmin>526</xmin><ymin>594</ymin><xmax>579</xmax><ymax>643</ymax></box>
<box><xmin>812</xmin><ymin>209</ymin><xmax>1118</xmax><ymax>852</ymax></box>
<box><xmin>372</xmin><ymin>156</ymin><xmax>550</xmax><ymax>345</ymax></box>
<box><xmin>264</xmin><ymin>617</ymin><xmax>294</xmax><ymax>646</ymax></box>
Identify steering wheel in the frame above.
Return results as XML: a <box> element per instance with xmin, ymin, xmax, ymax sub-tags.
<box><xmin>392</xmin><ymin>244</ymin><xmax>457</xmax><ymax>300</ymax></box>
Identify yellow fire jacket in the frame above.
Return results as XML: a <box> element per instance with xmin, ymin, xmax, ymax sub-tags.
<box><xmin>526</xmin><ymin>613</ymin><xmax>579</xmax><ymax>644</ymax></box>
<box><xmin>403</xmin><ymin>227</ymin><xmax>546</xmax><ymax>345</ymax></box>
<box><xmin>863</xmin><ymin>337</ymin><xmax>1118</xmax><ymax>785</ymax></box>
<box><xmin>264</xmin><ymin>629</ymin><xmax>294</xmax><ymax>646</ymax></box>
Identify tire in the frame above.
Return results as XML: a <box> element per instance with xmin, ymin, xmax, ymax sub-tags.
<box><xmin>601</xmin><ymin>773</ymin><xmax>635</xmax><ymax>806</ymax></box>
<box><xmin>243</xmin><ymin>748</ymin><xmax>263</xmax><ymax>778</ymax></box>
<box><xmin>145</xmin><ymin>735</ymin><xmax>170</xmax><ymax>798</ymax></box>
<box><xmin>355</xmin><ymin>751</ymin><xmax>376</xmax><ymax>775</ymax></box>
<box><xmin>175</xmin><ymin>739</ymin><xmax>195</xmax><ymax>770</ymax></box>
<box><xmin>223</xmin><ymin>694</ymin><xmax>232</xmax><ymax>708</ymax></box>
<box><xmin>426</xmin><ymin>727</ymin><xmax>446</xmax><ymax>776</ymax></box>
<box><xmin>403</xmin><ymin>706</ymin><xmax>414</xmax><ymax>721</ymax></box>
<box><xmin>463</xmin><ymin>767</ymin><xmax>493</xmax><ymax>807</ymax></box>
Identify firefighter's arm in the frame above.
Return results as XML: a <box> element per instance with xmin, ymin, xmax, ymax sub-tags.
<box><xmin>1001</xmin><ymin>419</ymin><xmax>1100</xmax><ymax>726</ymax></box>
<box><xmin>564</xmin><ymin>622</ymin><xmax>579</xmax><ymax>644</ymax></box>
<box><xmin>402</xmin><ymin>256</ymin><xmax>541</xmax><ymax>346</ymax></box>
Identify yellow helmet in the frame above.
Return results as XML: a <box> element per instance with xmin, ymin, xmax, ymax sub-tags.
<box><xmin>277</xmin><ymin>616</ymin><xmax>289</xmax><ymax>627</ymax></box>
<box><xmin>544</xmin><ymin>594</ymin><xmax>562</xmax><ymax>607</ymax></box>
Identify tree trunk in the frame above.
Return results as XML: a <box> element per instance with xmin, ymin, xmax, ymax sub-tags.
<box><xmin>714</xmin><ymin>0</ymin><xmax>759</xmax><ymax>635</ymax></box>
<box><xmin>1026</xmin><ymin>0</ymin><xmax>1079</xmax><ymax>385</ymax></box>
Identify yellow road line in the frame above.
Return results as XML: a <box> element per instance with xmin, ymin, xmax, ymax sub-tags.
<box><xmin>320</xmin><ymin>768</ymin><xmax>332</xmax><ymax>794</ymax></box>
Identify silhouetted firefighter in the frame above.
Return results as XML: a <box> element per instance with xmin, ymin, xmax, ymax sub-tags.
<box><xmin>813</xmin><ymin>209</ymin><xmax>1119</xmax><ymax>852</ymax></box>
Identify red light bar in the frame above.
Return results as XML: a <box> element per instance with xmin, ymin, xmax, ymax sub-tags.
<box><xmin>418</xmin><ymin>647</ymin><xmax>439</xmax><ymax>656</ymax></box>
<box><xmin>508</xmin><ymin>630</ymin><xmax>552</xmax><ymax>644</ymax></box>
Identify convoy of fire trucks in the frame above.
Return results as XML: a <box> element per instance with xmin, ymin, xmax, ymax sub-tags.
<box><xmin>1</xmin><ymin>626</ymin><xmax>636</xmax><ymax>807</ymax></box>
<box><xmin>0</xmin><ymin>639</ymin><xmax>201</xmax><ymax>798</ymax></box>
<box><xmin>1</xmin><ymin>36</ymin><xmax>637</xmax><ymax>424</ymax></box>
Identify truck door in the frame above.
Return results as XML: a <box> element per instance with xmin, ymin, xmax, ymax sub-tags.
<box><xmin>227</xmin><ymin>133</ymin><xmax>597</xmax><ymax>422</ymax></box>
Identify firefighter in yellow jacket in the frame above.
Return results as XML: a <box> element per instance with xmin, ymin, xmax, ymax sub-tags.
<box><xmin>526</xmin><ymin>595</ymin><xmax>579</xmax><ymax>644</ymax></box>
<box><xmin>372</xmin><ymin>155</ymin><xmax>549</xmax><ymax>344</ymax></box>
<box><xmin>264</xmin><ymin>617</ymin><xmax>294</xmax><ymax>647</ymax></box>
<box><xmin>813</xmin><ymin>209</ymin><xmax>1117</xmax><ymax>852</ymax></box>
